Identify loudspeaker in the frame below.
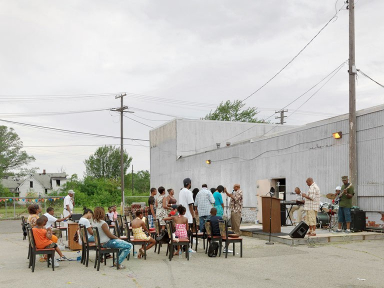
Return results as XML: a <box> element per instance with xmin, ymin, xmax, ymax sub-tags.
<box><xmin>343</xmin><ymin>210</ymin><xmax>366</xmax><ymax>232</ymax></box>
<box><xmin>289</xmin><ymin>221</ymin><xmax>309</xmax><ymax>238</ymax></box>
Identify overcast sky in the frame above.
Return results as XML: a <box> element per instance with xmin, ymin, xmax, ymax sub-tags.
<box><xmin>0</xmin><ymin>0</ymin><xmax>383</xmax><ymax>178</ymax></box>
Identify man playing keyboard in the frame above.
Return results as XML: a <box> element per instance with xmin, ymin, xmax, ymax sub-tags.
<box><xmin>288</xmin><ymin>187</ymin><xmax>305</xmax><ymax>225</ymax></box>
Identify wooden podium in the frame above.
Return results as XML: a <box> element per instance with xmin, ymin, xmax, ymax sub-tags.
<box><xmin>68</xmin><ymin>222</ymin><xmax>82</xmax><ymax>250</ymax></box>
<box><xmin>261</xmin><ymin>196</ymin><xmax>281</xmax><ymax>233</ymax></box>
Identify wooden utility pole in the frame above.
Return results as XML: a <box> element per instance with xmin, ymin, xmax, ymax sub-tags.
<box><xmin>275</xmin><ymin>109</ymin><xmax>288</xmax><ymax>125</ymax></box>
<box><xmin>111</xmin><ymin>93</ymin><xmax>128</xmax><ymax>215</ymax></box>
<box><xmin>131</xmin><ymin>165</ymin><xmax>134</xmax><ymax>196</ymax></box>
<box><xmin>348</xmin><ymin>0</ymin><xmax>358</xmax><ymax>206</ymax></box>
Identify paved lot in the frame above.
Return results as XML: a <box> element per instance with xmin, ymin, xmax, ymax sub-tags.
<box><xmin>0</xmin><ymin>220</ymin><xmax>383</xmax><ymax>288</ymax></box>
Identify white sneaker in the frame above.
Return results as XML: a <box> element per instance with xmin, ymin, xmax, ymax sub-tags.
<box><xmin>223</xmin><ymin>247</ymin><xmax>233</xmax><ymax>253</ymax></box>
<box><xmin>49</xmin><ymin>258</ymin><xmax>60</xmax><ymax>267</ymax></box>
<box><xmin>188</xmin><ymin>248</ymin><xmax>196</xmax><ymax>253</ymax></box>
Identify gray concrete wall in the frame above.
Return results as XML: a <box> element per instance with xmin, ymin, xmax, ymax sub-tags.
<box><xmin>150</xmin><ymin>105</ymin><xmax>384</xmax><ymax>224</ymax></box>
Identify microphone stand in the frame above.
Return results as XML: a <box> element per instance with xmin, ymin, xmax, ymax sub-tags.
<box><xmin>266</xmin><ymin>191</ymin><xmax>274</xmax><ymax>245</ymax></box>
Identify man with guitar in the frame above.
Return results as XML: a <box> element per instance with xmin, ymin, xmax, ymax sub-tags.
<box><xmin>335</xmin><ymin>176</ymin><xmax>354</xmax><ymax>233</ymax></box>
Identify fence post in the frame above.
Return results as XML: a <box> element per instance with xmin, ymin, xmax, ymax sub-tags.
<box><xmin>13</xmin><ymin>198</ymin><xmax>16</xmax><ymax>218</ymax></box>
<box><xmin>5</xmin><ymin>200</ymin><xmax>7</xmax><ymax>218</ymax></box>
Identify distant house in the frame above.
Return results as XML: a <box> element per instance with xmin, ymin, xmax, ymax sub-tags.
<box><xmin>1</xmin><ymin>170</ymin><xmax>67</xmax><ymax>197</ymax></box>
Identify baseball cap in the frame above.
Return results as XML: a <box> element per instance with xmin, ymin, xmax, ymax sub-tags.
<box><xmin>335</xmin><ymin>186</ymin><xmax>341</xmax><ymax>190</ymax></box>
<box><xmin>68</xmin><ymin>190</ymin><xmax>75</xmax><ymax>194</ymax></box>
<box><xmin>183</xmin><ymin>178</ymin><xmax>191</xmax><ymax>186</ymax></box>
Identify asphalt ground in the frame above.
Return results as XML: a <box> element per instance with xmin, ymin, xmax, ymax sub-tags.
<box><xmin>0</xmin><ymin>220</ymin><xmax>383</xmax><ymax>288</ymax></box>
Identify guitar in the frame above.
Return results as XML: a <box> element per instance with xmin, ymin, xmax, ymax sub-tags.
<box><xmin>334</xmin><ymin>183</ymin><xmax>352</xmax><ymax>204</ymax></box>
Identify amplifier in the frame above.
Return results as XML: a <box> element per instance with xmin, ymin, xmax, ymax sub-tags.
<box><xmin>342</xmin><ymin>209</ymin><xmax>366</xmax><ymax>232</ymax></box>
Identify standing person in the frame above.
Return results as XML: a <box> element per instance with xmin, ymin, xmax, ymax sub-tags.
<box><xmin>148</xmin><ymin>187</ymin><xmax>157</xmax><ymax>229</ymax></box>
<box><xmin>288</xmin><ymin>187</ymin><xmax>305</xmax><ymax>225</ymax></box>
<box><xmin>179</xmin><ymin>178</ymin><xmax>195</xmax><ymax>227</ymax></box>
<box><xmin>213</xmin><ymin>185</ymin><xmax>225</xmax><ymax>217</ymax></box>
<box><xmin>194</xmin><ymin>184</ymin><xmax>215</xmax><ymax>232</ymax></box>
<box><xmin>156</xmin><ymin>186</ymin><xmax>168</xmax><ymax>229</ymax></box>
<box><xmin>92</xmin><ymin>207</ymin><xmax>132</xmax><ymax>269</ymax></box>
<box><xmin>63</xmin><ymin>190</ymin><xmax>75</xmax><ymax>218</ymax></box>
<box><xmin>302</xmin><ymin>178</ymin><xmax>320</xmax><ymax>236</ymax></box>
<box><xmin>44</xmin><ymin>207</ymin><xmax>71</xmax><ymax>239</ymax></box>
<box><xmin>167</xmin><ymin>189</ymin><xmax>177</xmax><ymax>207</ymax></box>
<box><xmin>224</xmin><ymin>184</ymin><xmax>243</xmax><ymax>235</ymax></box>
<box><xmin>335</xmin><ymin>176</ymin><xmax>355</xmax><ymax>233</ymax></box>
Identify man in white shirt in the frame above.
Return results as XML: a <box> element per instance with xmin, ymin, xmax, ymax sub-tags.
<box><xmin>44</xmin><ymin>207</ymin><xmax>71</xmax><ymax>238</ymax></box>
<box><xmin>288</xmin><ymin>187</ymin><xmax>305</xmax><ymax>225</ymax></box>
<box><xmin>63</xmin><ymin>190</ymin><xmax>75</xmax><ymax>217</ymax></box>
<box><xmin>178</xmin><ymin>178</ymin><xmax>195</xmax><ymax>225</ymax></box>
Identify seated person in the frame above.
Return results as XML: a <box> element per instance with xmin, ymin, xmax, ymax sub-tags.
<box><xmin>78</xmin><ymin>207</ymin><xmax>94</xmax><ymax>242</ymax></box>
<box><xmin>32</xmin><ymin>217</ymin><xmax>67</xmax><ymax>267</ymax></box>
<box><xmin>209</xmin><ymin>208</ymin><xmax>239</xmax><ymax>237</ymax></box>
<box><xmin>107</xmin><ymin>206</ymin><xmax>114</xmax><ymax>224</ymax></box>
<box><xmin>164</xmin><ymin>205</ymin><xmax>189</xmax><ymax>255</ymax></box>
<box><xmin>40</xmin><ymin>215</ymin><xmax>58</xmax><ymax>244</ymax></box>
<box><xmin>93</xmin><ymin>207</ymin><xmax>132</xmax><ymax>269</ymax></box>
<box><xmin>131</xmin><ymin>210</ymin><xmax>156</xmax><ymax>259</ymax></box>
<box><xmin>27</xmin><ymin>204</ymin><xmax>42</xmax><ymax>228</ymax></box>
<box><xmin>44</xmin><ymin>207</ymin><xmax>71</xmax><ymax>239</ymax></box>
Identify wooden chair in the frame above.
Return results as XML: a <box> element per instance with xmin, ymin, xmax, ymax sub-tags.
<box><xmin>54</xmin><ymin>221</ymin><xmax>67</xmax><ymax>240</ymax></box>
<box><xmin>79</xmin><ymin>225</ymin><xmax>96</xmax><ymax>267</ymax></box>
<box><xmin>21</xmin><ymin>216</ymin><xmax>28</xmax><ymax>240</ymax></box>
<box><xmin>153</xmin><ymin>219</ymin><xmax>163</xmax><ymax>254</ymax></box>
<box><xmin>127</xmin><ymin>222</ymin><xmax>149</xmax><ymax>260</ymax></box>
<box><xmin>92</xmin><ymin>227</ymin><xmax>120</xmax><ymax>271</ymax></box>
<box><xmin>219</xmin><ymin>220</ymin><xmax>243</xmax><ymax>258</ymax></box>
<box><xmin>205</xmin><ymin>221</ymin><xmax>222</xmax><ymax>256</ymax></box>
<box><xmin>190</xmin><ymin>217</ymin><xmax>205</xmax><ymax>251</ymax></box>
<box><xmin>27</xmin><ymin>227</ymin><xmax>56</xmax><ymax>272</ymax></box>
<box><xmin>117</xmin><ymin>215</ymin><xmax>125</xmax><ymax>237</ymax></box>
<box><xmin>166</xmin><ymin>221</ymin><xmax>190</xmax><ymax>261</ymax></box>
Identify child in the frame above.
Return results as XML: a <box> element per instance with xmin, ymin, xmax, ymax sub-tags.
<box><xmin>131</xmin><ymin>210</ymin><xmax>156</xmax><ymax>259</ymax></box>
<box><xmin>32</xmin><ymin>217</ymin><xmax>67</xmax><ymax>267</ymax></box>
<box><xmin>165</xmin><ymin>205</ymin><xmax>189</xmax><ymax>256</ymax></box>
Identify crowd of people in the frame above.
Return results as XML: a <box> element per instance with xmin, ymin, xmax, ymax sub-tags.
<box><xmin>25</xmin><ymin>177</ymin><xmax>244</xmax><ymax>270</ymax></box>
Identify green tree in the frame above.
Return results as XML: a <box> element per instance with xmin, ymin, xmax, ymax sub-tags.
<box><xmin>203</xmin><ymin>100</ymin><xmax>265</xmax><ymax>123</ymax></box>
<box><xmin>84</xmin><ymin>145</ymin><xmax>132</xmax><ymax>179</ymax></box>
<box><xmin>125</xmin><ymin>170</ymin><xmax>150</xmax><ymax>194</ymax></box>
<box><xmin>0</xmin><ymin>126</ymin><xmax>35</xmax><ymax>173</ymax></box>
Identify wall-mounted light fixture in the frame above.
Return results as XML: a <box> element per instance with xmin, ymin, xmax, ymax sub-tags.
<box><xmin>332</xmin><ymin>132</ymin><xmax>342</xmax><ymax>139</ymax></box>
<box><xmin>216</xmin><ymin>143</ymin><xmax>220</xmax><ymax>149</ymax></box>
<box><xmin>206</xmin><ymin>160</ymin><xmax>211</xmax><ymax>165</ymax></box>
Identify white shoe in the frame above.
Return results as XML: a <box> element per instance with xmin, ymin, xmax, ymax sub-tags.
<box><xmin>49</xmin><ymin>258</ymin><xmax>60</xmax><ymax>267</ymax></box>
<box><xmin>223</xmin><ymin>247</ymin><xmax>233</xmax><ymax>253</ymax></box>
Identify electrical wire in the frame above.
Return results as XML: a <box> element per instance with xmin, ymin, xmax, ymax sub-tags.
<box><xmin>178</xmin><ymin>61</ymin><xmax>347</xmax><ymax>153</ymax></box>
<box><xmin>123</xmin><ymin>115</ymin><xmax>154</xmax><ymax>129</ymax></box>
<box><xmin>357</xmin><ymin>69</ymin><xmax>384</xmax><ymax>89</ymax></box>
<box><xmin>0</xmin><ymin>108</ymin><xmax>109</xmax><ymax>118</ymax></box>
<box><xmin>23</xmin><ymin>144</ymin><xmax>149</xmax><ymax>148</ymax></box>
<box><xmin>242</xmin><ymin>3</ymin><xmax>346</xmax><ymax>102</ymax></box>
<box><xmin>0</xmin><ymin>118</ymin><xmax>149</xmax><ymax>141</ymax></box>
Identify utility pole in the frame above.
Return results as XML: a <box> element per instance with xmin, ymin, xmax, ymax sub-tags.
<box><xmin>111</xmin><ymin>93</ymin><xmax>128</xmax><ymax>215</ymax></box>
<box><xmin>348</xmin><ymin>0</ymin><xmax>357</xmax><ymax>206</ymax></box>
<box><xmin>131</xmin><ymin>165</ymin><xmax>134</xmax><ymax>196</ymax></box>
<box><xmin>275</xmin><ymin>109</ymin><xmax>288</xmax><ymax>125</ymax></box>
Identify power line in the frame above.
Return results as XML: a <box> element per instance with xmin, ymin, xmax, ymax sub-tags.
<box><xmin>0</xmin><ymin>108</ymin><xmax>109</xmax><ymax>118</ymax></box>
<box><xmin>23</xmin><ymin>144</ymin><xmax>149</xmax><ymax>148</ymax></box>
<box><xmin>0</xmin><ymin>118</ymin><xmax>149</xmax><ymax>141</ymax></box>
<box><xmin>123</xmin><ymin>115</ymin><xmax>154</xmax><ymax>129</ymax></box>
<box><xmin>357</xmin><ymin>69</ymin><xmax>384</xmax><ymax>89</ymax></box>
<box><xmin>242</xmin><ymin>3</ymin><xmax>346</xmax><ymax>102</ymax></box>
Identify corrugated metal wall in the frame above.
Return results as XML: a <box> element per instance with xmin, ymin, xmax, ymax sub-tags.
<box><xmin>150</xmin><ymin>106</ymin><xmax>384</xmax><ymax>223</ymax></box>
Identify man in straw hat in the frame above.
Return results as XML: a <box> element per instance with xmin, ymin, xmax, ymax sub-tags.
<box><xmin>335</xmin><ymin>176</ymin><xmax>354</xmax><ymax>233</ymax></box>
<box><xmin>63</xmin><ymin>190</ymin><xmax>75</xmax><ymax>218</ymax></box>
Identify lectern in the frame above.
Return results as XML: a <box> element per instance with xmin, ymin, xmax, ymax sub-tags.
<box><xmin>68</xmin><ymin>222</ymin><xmax>82</xmax><ymax>250</ymax></box>
<box><xmin>261</xmin><ymin>196</ymin><xmax>281</xmax><ymax>233</ymax></box>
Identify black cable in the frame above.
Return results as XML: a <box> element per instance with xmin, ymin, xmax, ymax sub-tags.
<box><xmin>123</xmin><ymin>115</ymin><xmax>154</xmax><ymax>129</ymax></box>
<box><xmin>0</xmin><ymin>108</ymin><xmax>109</xmax><ymax>117</ymax></box>
<box><xmin>242</xmin><ymin>4</ymin><xmax>346</xmax><ymax>102</ymax></box>
<box><xmin>0</xmin><ymin>118</ymin><xmax>149</xmax><ymax>141</ymax></box>
<box><xmin>357</xmin><ymin>69</ymin><xmax>384</xmax><ymax>89</ymax></box>
<box><xmin>23</xmin><ymin>144</ymin><xmax>149</xmax><ymax>148</ymax></box>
